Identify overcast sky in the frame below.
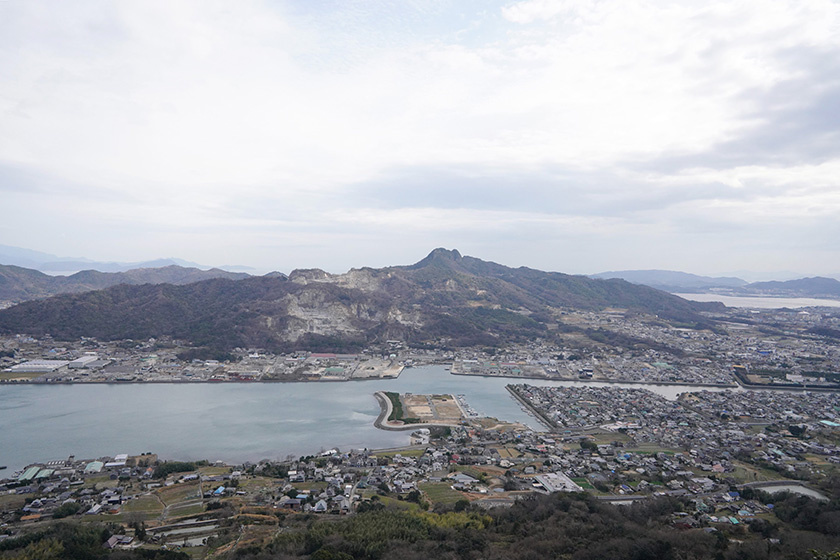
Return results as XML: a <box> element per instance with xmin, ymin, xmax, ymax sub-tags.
<box><xmin>1</xmin><ymin>0</ymin><xmax>839</xmax><ymax>276</ymax></box>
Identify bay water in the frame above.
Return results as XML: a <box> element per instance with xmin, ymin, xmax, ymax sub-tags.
<box><xmin>0</xmin><ymin>366</ymin><xmax>734</xmax><ymax>474</ymax></box>
<box><xmin>674</xmin><ymin>293</ymin><xmax>840</xmax><ymax>309</ymax></box>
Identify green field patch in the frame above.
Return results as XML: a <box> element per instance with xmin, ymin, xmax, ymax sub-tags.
<box><xmin>378</xmin><ymin>496</ymin><xmax>423</xmax><ymax>511</ymax></box>
<box><xmin>82</xmin><ymin>475</ymin><xmax>119</xmax><ymax>489</ymax></box>
<box><xmin>291</xmin><ymin>481</ymin><xmax>327</xmax><ymax>492</ymax></box>
<box><xmin>420</xmin><ymin>482</ymin><xmax>466</xmax><ymax>506</ymax></box>
<box><xmin>237</xmin><ymin>477</ymin><xmax>275</xmax><ymax>491</ymax></box>
<box><xmin>123</xmin><ymin>495</ymin><xmax>164</xmax><ymax>515</ymax></box>
<box><xmin>373</xmin><ymin>448</ymin><xmax>426</xmax><ymax>458</ymax></box>
<box><xmin>168</xmin><ymin>502</ymin><xmax>205</xmax><ymax>518</ymax></box>
<box><xmin>729</xmin><ymin>461</ymin><xmax>787</xmax><ymax>483</ymax></box>
<box><xmin>384</xmin><ymin>392</ymin><xmax>403</xmax><ymax>422</ymax></box>
<box><xmin>586</xmin><ymin>432</ymin><xmax>631</xmax><ymax>445</ymax></box>
<box><xmin>157</xmin><ymin>482</ymin><xmax>202</xmax><ymax>505</ymax></box>
<box><xmin>571</xmin><ymin>478</ymin><xmax>594</xmax><ymax>490</ymax></box>
<box><xmin>0</xmin><ymin>493</ymin><xmax>26</xmax><ymax>511</ymax></box>
<box><xmin>199</xmin><ymin>466</ymin><xmax>232</xmax><ymax>476</ymax></box>
<box><xmin>0</xmin><ymin>372</ymin><xmax>44</xmax><ymax>381</ymax></box>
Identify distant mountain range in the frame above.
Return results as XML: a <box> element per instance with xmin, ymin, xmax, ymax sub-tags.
<box><xmin>737</xmin><ymin>277</ymin><xmax>840</xmax><ymax>299</ymax></box>
<box><xmin>0</xmin><ymin>248</ymin><xmax>718</xmax><ymax>353</ymax></box>
<box><xmin>591</xmin><ymin>270</ymin><xmax>840</xmax><ymax>299</ymax></box>
<box><xmin>0</xmin><ymin>264</ymin><xmax>251</xmax><ymax>303</ymax></box>
<box><xmin>0</xmin><ymin>244</ymin><xmax>253</xmax><ymax>274</ymax></box>
<box><xmin>590</xmin><ymin>270</ymin><xmax>747</xmax><ymax>292</ymax></box>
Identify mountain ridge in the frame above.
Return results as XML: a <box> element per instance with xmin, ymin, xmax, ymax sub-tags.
<box><xmin>590</xmin><ymin>270</ymin><xmax>748</xmax><ymax>292</ymax></box>
<box><xmin>0</xmin><ymin>264</ymin><xmax>250</xmax><ymax>303</ymax></box>
<box><xmin>0</xmin><ymin>249</ymin><xmax>719</xmax><ymax>353</ymax></box>
<box><xmin>737</xmin><ymin>276</ymin><xmax>840</xmax><ymax>298</ymax></box>
<box><xmin>0</xmin><ymin>243</ymin><xmax>248</xmax><ymax>274</ymax></box>
<box><xmin>591</xmin><ymin>269</ymin><xmax>840</xmax><ymax>299</ymax></box>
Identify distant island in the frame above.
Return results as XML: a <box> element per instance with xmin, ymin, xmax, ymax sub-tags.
<box><xmin>592</xmin><ymin>269</ymin><xmax>840</xmax><ymax>299</ymax></box>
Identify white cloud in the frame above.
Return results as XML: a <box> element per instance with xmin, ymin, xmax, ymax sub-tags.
<box><xmin>1</xmin><ymin>0</ymin><xmax>839</xmax><ymax>274</ymax></box>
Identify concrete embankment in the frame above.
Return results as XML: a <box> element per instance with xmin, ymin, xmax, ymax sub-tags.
<box><xmin>373</xmin><ymin>391</ymin><xmax>418</xmax><ymax>431</ymax></box>
<box><xmin>505</xmin><ymin>385</ymin><xmax>556</xmax><ymax>431</ymax></box>
<box><xmin>451</xmin><ymin>370</ymin><xmax>736</xmax><ymax>388</ymax></box>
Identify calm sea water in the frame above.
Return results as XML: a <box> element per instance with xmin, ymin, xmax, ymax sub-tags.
<box><xmin>0</xmin><ymin>366</ymin><xmax>732</xmax><ymax>474</ymax></box>
<box><xmin>674</xmin><ymin>294</ymin><xmax>840</xmax><ymax>309</ymax></box>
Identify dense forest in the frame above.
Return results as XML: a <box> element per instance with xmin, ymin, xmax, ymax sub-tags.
<box><xmin>0</xmin><ymin>523</ymin><xmax>188</xmax><ymax>560</ymax></box>
<box><xmin>230</xmin><ymin>491</ymin><xmax>840</xmax><ymax>560</ymax></box>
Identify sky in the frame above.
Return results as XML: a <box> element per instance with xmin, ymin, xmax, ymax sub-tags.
<box><xmin>1</xmin><ymin>0</ymin><xmax>839</xmax><ymax>277</ymax></box>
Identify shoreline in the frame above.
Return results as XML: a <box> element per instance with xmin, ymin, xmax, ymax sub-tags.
<box><xmin>1</xmin><ymin>369</ymin><xmax>407</xmax><ymax>385</ymax></box>
<box><xmin>454</xmin><ymin>370</ymin><xmax>840</xmax><ymax>392</ymax></box>
<box><xmin>0</xmin><ymin>441</ymin><xmax>432</xmax><ymax>483</ymax></box>
<box><xmin>5</xmin><ymin>372</ymin><xmax>837</xmax><ymax>393</ymax></box>
<box><xmin>505</xmin><ymin>385</ymin><xmax>556</xmax><ymax>431</ymax></box>
<box><xmin>451</xmin><ymin>369</ymin><xmax>737</xmax><ymax>388</ymax></box>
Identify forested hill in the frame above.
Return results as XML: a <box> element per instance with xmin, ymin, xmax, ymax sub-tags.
<box><xmin>738</xmin><ymin>277</ymin><xmax>840</xmax><ymax>298</ymax></box>
<box><xmin>0</xmin><ymin>248</ymin><xmax>719</xmax><ymax>352</ymax></box>
<box><xmin>590</xmin><ymin>269</ymin><xmax>747</xmax><ymax>292</ymax></box>
<box><xmin>0</xmin><ymin>263</ymin><xmax>250</xmax><ymax>302</ymax></box>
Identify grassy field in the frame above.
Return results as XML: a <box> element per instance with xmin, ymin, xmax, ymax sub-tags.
<box><xmin>493</xmin><ymin>447</ymin><xmax>522</xmax><ymax>459</ymax></box>
<box><xmin>359</xmin><ymin>489</ymin><xmax>380</xmax><ymax>500</ymax></box>
<box><xmin>83</xmin><ymin>475</ymin><xmax>119</xmax><ymax>489</ymax></box>
<box><xmin>729</xmin><ymin>461</ymin><xmax>787</xmax><ymax>483</ymax></box>
<box><xmin>373</xmin><ymin>448</ymin><xmax>426</xmax><ymax>458</ymax></box>
<box><xmin>291</xmin><ymin>481</ymin><xmax>327</xmax><ymax>492</ymax></box>
<box><xmin>384</xmin><ymin>392</ymin><xmax>403</xmax><ymax>422</ymax></box>
<box><xmin>167</xmin><ymin>503</ymin><xmax>206</xmax><ymax>518</ymax></box>
<box><xmin>585</xmin><ymin>432</ymin><xmax>632</xmax><ymax>445</ymax></box>
<box><xmin>199</xmin><ymin>466</ymin><xmax>232</xmax><ymax>476</ymax></box>
<box><xmin>474</xmin><ymin>465</ymin><xmax>505</xmax><ymax>476</ymax></box>
<box><xmin>0</xmin><ymin>493</ymin><xmax>26</xmax><ymax>511</ymax></box>
<box><xmin>122</xmin><ymin>495</ymin><xmax>164</xmax><ymax>516</ymax></box>
<box><xmin>420</xmin><ymin>482</ymin><xmax>466</xmax><ymax>506</ymax></box>
<box><xmin>571</xmin><ymin>478</ymin><xmax>595</xmax><ymax>490</ymax></box>
<box><xmin>158</xmin><ymin>482</ymin><xmax>202</xmax><ymax>505</ymax></box>
<box><xmin>378</xmin><ymin>496</ymin><xmax>423</xmax><ymax>511</ymax></box>
<box><xmin>0</xmin><ymin>372</ymin><xmax>45</xmax><ymax>381</ymax></box>
<box><xmin>803</xmin><ymin>454</ymin><xmax>834</xmax><ymax>466</ymax></box>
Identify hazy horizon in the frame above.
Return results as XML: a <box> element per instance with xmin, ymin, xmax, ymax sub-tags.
<box><xmin>2</xmin><ymin>242</ymin><xmax>837</xmax><ymax>283</ymax></box>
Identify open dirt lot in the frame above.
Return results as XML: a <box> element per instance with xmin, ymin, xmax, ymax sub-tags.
<box><xmin>403</xmin><ymin>394</ymin><xmax>464</xmax><ymax>422</ymax></box>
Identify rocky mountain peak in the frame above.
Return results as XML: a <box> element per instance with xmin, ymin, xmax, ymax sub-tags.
<box><xmin>409</xmin><ymin>248</ymin><xmax>463</xmax><ymax>270</ymax></box>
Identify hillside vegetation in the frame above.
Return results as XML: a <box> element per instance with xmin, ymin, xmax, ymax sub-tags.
<box><xmin>0</xmin><ymin>249</ymin><xmax>718</xmax><ymax>352</ymax></box>
<box><xmin>0</xmin><ymin>264</ymin><xmax>249</xmax><ymax>302</ymax></box>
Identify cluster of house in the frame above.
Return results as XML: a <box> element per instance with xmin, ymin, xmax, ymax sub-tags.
<box><xmin>452</xmin><ymin>343</ymin><xmax>736</xmax><ymax>385</ymax></box>
<box><xmin>0</xmin><ymin>335</ymin><xmax>409</xmax><ymax>383</ymax></box>
<box><xmin>512</xmin><ymin>383</ymin><xmax>840</xmax><ymax>482</ymax></box>
<box><xmin>0</xmin><ymin>453</ymin><xmax>162</xmax><ymax>524</ymax></box>
<box><xmin>671</xmin><ymin>491</ymin><xmax>778</xmax><ymax>529</ymax></box>
<box><xmin>2</xmin><ymin>399</ymin><xmax>834</xmax><ymax>549</ymax></box>
<box><xmin>449</xmin><ymin>305</ymin><xmax>840</xmax><ymax>386</ymax></box>
<box><xmin>4</xmin><ymin>301</ymin><xmax>838</xmax><ymax>388</ymax></box>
